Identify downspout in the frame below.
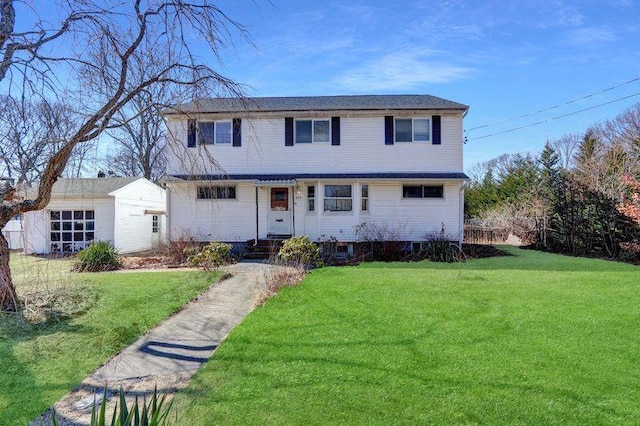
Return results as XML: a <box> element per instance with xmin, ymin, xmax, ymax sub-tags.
<box><xmin>165</xmin><ymin>185</ymin><xmax>171</xmax><ymax>242</ymax></box>
<box><xmin>255</xmin><ymin>187</ymin><xmax>259</xmax><ymax>246</ymax></box>
<box><xmin>459</xmin><ymin>182</ymin><xmax>466</xmax><ymax>247</ymax></box>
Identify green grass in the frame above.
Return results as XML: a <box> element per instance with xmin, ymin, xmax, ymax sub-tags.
<box><xmin>173</xmin><ymin>247</ymin><xmax>640</xmax><ymax>425</ymax></box>
<box><xmin>0</xmin><ymin>255</ymin><xmax>220</xmax><ymax>425</ymax></box>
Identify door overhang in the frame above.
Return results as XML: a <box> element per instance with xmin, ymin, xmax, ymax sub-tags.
<box><xmin>254</xmin><ymin>179</ymin><xmax>297</xmax><ymax>187</ymax></box>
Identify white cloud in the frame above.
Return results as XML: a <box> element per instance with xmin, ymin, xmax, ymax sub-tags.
<box><xmin>333</xmin><ymin>48</ymin><xmax>474</xmax><ymax>92</ymax></box>
<box><xmin>564</xmin><ymin>27</ymin><xmax>617</xmax><ymax>46</ymax></box>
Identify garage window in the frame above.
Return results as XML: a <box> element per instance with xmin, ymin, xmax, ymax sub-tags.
<box><xmin>50</xmin><ymin>210</ymin><xmax>95</xmax><ymax>252</ymax></box>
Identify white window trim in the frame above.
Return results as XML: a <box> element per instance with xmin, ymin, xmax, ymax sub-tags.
<box><xmin>394</xmin><ymin>117</ymin><xmax>432</xmax><ymax>143</ymax></box>
<box><xmin>323</xmin><ymin>183</ymin><xmax>353</xmax><ymax>213</ymax></box>
<box><xmin>307</xmin><ymin>184</ymin><xmax>316</xmax><ymax>213</ymax></box>
<box><xmin>198</xmin><ymin>120</ymin><xmax>232</xmax><ymax>145</ymax></box>
<box><xmin>49</xmin><ymin>209</ymin><xmax>96</xmax><ymax>253</ymax></box>
<box><xmin>360</xmin><ymin>183</ymin><xmax>369</xmax><ymax>213</ymax></box>
<box><xmin>401</xmin><ymin>184</ymin><xmax>445</xmax><ymax>200</ymax></box>
<box><xmin>196</xmin><ymin>185</ymin><xmax>238</xmax><ymax>200</ymax></box>
<box><xmin>295</xmin><ymin>118</ymin><xmax>331</xmax><ymax>144</ymax></box>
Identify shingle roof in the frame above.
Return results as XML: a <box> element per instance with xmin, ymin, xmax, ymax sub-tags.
<box><xmin>50</xmin><ymin>177</ymin><xmax>140</xmax><ymax>197</ymax></box>
<box><xmin>166</xmin><ymin>95</ymin><xmax>468</xmax><ymax>114</ymax></box>
<box><xmin>167</xmin><ymin>172</ymin><xmax>469</xmax><ymax>181</ymax></box>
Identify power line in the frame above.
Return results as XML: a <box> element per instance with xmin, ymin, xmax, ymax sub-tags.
<box><xmin>470</xmin><ymin>91</ymin><xmax>640</xmax><ymax>141</ymax></box>
<box><xmin>466</xmin><ymin>76</ymin><xmax>640</xmax><ymax>133</ymax></box>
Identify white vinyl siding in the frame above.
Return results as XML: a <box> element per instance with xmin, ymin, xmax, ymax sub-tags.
<box><xmin>165</xmin><ymin>114</ymin><xmax>464</xmax><ymax>176</ymax></box>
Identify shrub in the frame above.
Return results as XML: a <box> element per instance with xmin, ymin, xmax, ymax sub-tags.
<box><xmin>73</xmin><ymin>241</ymin><xmax>123</xmax><ymax>272</ymax></box>
<box><xmin>353</xmin><ymin>222</ymin><xmax>408</xmax><ymax>261</ymax></box>
<box><xmin>152</xmin><ymin>235</ymin><xmax>202</xmax><ymax>265</ymax></box>
<box><xmin>187</xmin><ymin>241</ymin><xmax>233</xmax><ymax>270</ymax></box>
<box><xmin>417</xmin><ymin>240</ymin><xmax>464</xmax><ymax>263</ymax></box>
<box><xmin>278</xmin><ymin>236</ymin><xmax>320</xmax><ymax>266</ymax></box>
<box><xmin>415</xmin><ymin>225</ymin><xmax>465</xmax><ymax>263</ymax></box>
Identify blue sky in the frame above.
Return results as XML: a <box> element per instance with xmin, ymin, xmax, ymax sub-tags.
<box><xmin>216</xmin><ymin>0</ymin><xmax>640</xmax><ymax>169</ymax></box>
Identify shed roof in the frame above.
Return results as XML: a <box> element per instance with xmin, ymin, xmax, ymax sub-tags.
<box><xmin>165</xmin><ymin>95</ymin><xmax>468</xmax><ymax>115</ymax></box>
<box><xmin>51</xmin><ymin>177</ymin><xmax>140</xmax><ymax>197</ymax></box>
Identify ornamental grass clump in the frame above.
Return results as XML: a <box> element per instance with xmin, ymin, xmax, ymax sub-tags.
<box><xmin>73</xmin><ymin>241</ymin><xmax>123</xmax><ymax>272</ymax></box>
<box><xmin>47</xmin><ymin>386</ymin><xmax>173</xmax><ymax>426</ymax></box>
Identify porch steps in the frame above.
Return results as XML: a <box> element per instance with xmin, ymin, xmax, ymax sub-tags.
<box><xmin>242</xmin><ymin>235</ymin><xmax>291</xmax><ymax>260</ymax></box>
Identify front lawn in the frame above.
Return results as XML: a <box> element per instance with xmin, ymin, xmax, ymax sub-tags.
<box><xmin>174</xmin><ymin>247</ymin><xmax>640</xmax><ymax>425</ymax></box>
<box><xmin>0</xmin><ymin>256</ymin><xmax>220</xmax><ymax>425</ymax></box>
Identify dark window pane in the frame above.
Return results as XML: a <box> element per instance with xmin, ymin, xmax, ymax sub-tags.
<box><xmin>217</xmin><ymin>186</ymin><xmax>236</xmax><ymax>199</ymax></box>
<box><xmin>314</xmin><ymin>120</ymin><xmax>330</xmax><ymax>142</ymax></box>
<box><xmin>50</xmin><ymin>233</ymin><xmax>60</xmax><ymax>241</ymax></box>
<box><xmin>62</xmin><ymin>211</ymin><xmax>72</xmax><ymax>220</ymax></box>
<box><xmin>215</xmin><ymin>121</ymin><xmax>231</xmax><ymax>143</ymax></box>
<box><xmin>74</xmin><ymin>211</ymin><xmax>84</xmax><ymax>220</ymax></box>
<box><xmin>324</xmin><ymin>199</ymin><xmax>352</xmax><ymax>211</ymax></box>
<box><xmin>50</xmin><ymin>211</ymin><xmax>60</xmax><ymax>220</ymax></box>
<box><xmin>423</xmin><ymin>185</ymin><xmax>443</xmax><ymax>198</ymax></box>
<box><xmin>62</xmin><ymin>232</ymin><xmax>72</xmax><ymax>241</ymax></box>
<box><xmin>395</xmin><ymin>119</ymin><xmax>412</xmax><ymax>142</ymax></box>
<box><xmin>361</xmin><ymin>184</ymin><xmax>368</xmax><ymax>198</ymax></box>
<box><xmin>85</xmin><ymin>211</ymin><xmax>95</xmax><ymax>219</ymax></box>
<box><xmin>74</xmin><ymin>232</ymin><xmax>84</xmax><ymax>241</ymax></box>
<box><xmin>308</xmin><ymin>199</ymin><xmax>315</xmax><ymax>212</ymax></box>
<box><xmin>51</xmin><ymin>222</ymin><xmax>60</xmax><ymax>231</ymax></box>
<box><xmin>325</xmin><ymin>185</ymin><xmax>351</xmax><ymax>198</ymax></box>
<box><xmin>86</xmin><ymin>221</ymin><xmax>95</xmax><ymax>231</ymax></box>
<box><xmin>62</xmin><ymin>243</ymin><xmax>72</xmax><ymax>252</ymax></box>
<box><xmin>296</xmin><ymin>120</ymin><xmax>312</xmax><ymax>143</ymax></box>
<box><xmin>414</xmin><ymin>119</ymin><xmax>430</xmax><ymax>141</ymax></box>
<box><xmin>198</xmin><ymin>122</ymin><xmax>215</xmax><ymax>144</ymax></box>
<box><xmin>62</xmin><ymin>221</ymin><xmax>72</xmax><ymax>231</ymax></box>
<box><xmin>74</xmin><ymin>222</ymin><xmax>83</xmax><ymax>230</ymax></box>
<box><xmin>86</xmin><ymin>232</ymin><xmax>95</xmax><ymax>241</ymax></box>
<box><xmin>403</xmin><ymin>185</ymin><xmax>423</xmax><ymax>198</ymax></box>
<box><xmin>307</xmin><ymin>185</ymin><xmax>315</xmax><ymax>198</ymax></box>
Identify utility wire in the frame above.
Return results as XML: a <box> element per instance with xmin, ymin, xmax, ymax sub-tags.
<box><xmin>470</xmin><ymin>91</ymin><xmax>640</xmax><ymax>141</ymax></box>
<box><xmin>466</xmin><ymin>76</ymin><xmax>640</xmax><ymax>133</ymax></box>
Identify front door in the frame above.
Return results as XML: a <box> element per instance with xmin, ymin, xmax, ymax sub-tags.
<box><xmin>269</xmin><ymin>187</ymin><xmax>292</xmax><ymax>235</ymax></box>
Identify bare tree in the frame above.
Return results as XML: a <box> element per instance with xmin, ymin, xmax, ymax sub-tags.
<box><xmin>97</xmin><ymin>39</ymin><xmax>180</xmax><ymax>181</ymax></box>
<box><xmin>0</xmin><ymin>0</ymin><xmax>247</xmax><ymax>312</ymax></box>
<box><xmin>0</xmin><ymin>96</ymin><xmax>85</xmax><ymax>183</ymax></box>
<box><xmin>550</xmin><ymin>133</ymin><xmax>580</xmax><ymax>170</ymax></box>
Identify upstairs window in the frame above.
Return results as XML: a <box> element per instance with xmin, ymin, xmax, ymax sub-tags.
<box><xmin>395</xmin><ymin>118</ymin><xmax>430</xmax><ymax>142</ymax></box>
<box><xmin>402</xmin><ymin>185</ymin><xmax>443</xmax><ymax>199</ymax></box>
<box><xmin>197</xmin><ymin>185</ymin><xmax>237</xmax><ymax>200</ymax></box>
<box><xmin>324</xmin><ymin>184</ymin><xmax>352</xmax><ymax>212</ymax></box>
<box><xmin>296</xmin><ymin>119</ymin><xmax>330</xmax><ymax>143</ymax></box>
<box><xmin>198</xmin><ymin>121</ymin><xmax>232</xmax><ymax>144</ymax></box>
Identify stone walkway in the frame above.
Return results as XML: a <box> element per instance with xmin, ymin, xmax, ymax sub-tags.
<box><xmin>34</xmin><ymin>261</ymin><xmax>272</xmax><ymax>425</ymax></box>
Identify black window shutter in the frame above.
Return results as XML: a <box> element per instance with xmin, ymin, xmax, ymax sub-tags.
<box><xmin>384</xmin><ymin>116</ymin><xmax>394</xmax><ymax>145</ymax></box>
<box><xmin>331</xmin><ymin>117</ymin><xmax>340</xmax><ymax>146</ymax></box>
<box><xmin>187</xmin><ymin>119</ymin><xmax>196</xmax><ymax>147</ymax></box>
<box><xmin>232</xmin><ymin>118</ymin><xmax>242</xmax><ymax>147</ymax></box>
<box><xmin>432</xmin><ymin>115</ymin><xmax>441</xmax><ymax>145</ymax></box>
<box><xmin>285</xmin><ymin>117</ymin><xmax>294</xmax><ymax>146</ymax></box>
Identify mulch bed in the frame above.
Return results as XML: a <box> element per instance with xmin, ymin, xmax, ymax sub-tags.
<box><xmin>461</xmin><ymin>244</ymin><xmax>511</xmax><ymax>259</ymax></box>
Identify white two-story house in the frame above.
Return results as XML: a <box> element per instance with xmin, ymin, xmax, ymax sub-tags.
<box><xmin>162</xmin><ymin>95</ymin><xmax>469</xmax><ymax>252</ymax></box>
